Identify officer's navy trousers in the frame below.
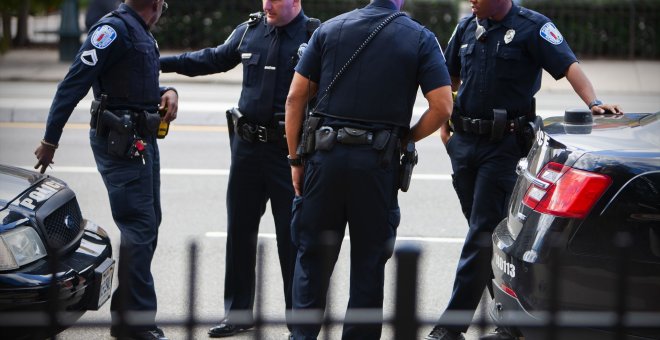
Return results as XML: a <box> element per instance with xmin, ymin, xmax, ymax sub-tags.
<box><xmin>291</xmin><ymin>143</ymin><xmax>400</xmax><ymax>340</ymax></box>
<box><xmin>442</xmin><ymin>132</ymin><xmax>520</xmax><ymax>333</ymax></box>
<box><xmin>224</xmin><ymin>137</ymin><xmax>295</xmax><ymax>326</ymax></box>
<box><xmin>90</xmin><ymin>131</ymin><xmax>161</xmax><ymax>331</ymax></box>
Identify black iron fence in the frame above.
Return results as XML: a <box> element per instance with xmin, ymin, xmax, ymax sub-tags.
<box><xmin>1</xmin><ymin>239</ymin><xmax>659</xmax><ymax>340</ymax></box>
<box><xmin>153</xmin><ymin>0</ymin><xmax>659</xmax><ymax>59</ymax></box>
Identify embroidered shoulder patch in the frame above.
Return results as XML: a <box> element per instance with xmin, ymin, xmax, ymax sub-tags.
<box><xmin>539</xmin><ymin>22</ymin><xmax>563</xmax><ymax>45</ymax></box>
<box><xmin>90</xmin><ymin>25</ymin><xmax>117</xmax><ymax>49</ymax></box>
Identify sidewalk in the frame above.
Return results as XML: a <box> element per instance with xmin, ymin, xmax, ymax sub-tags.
<box><xmin>1</xmin><ymin>48</ymin><xmax>660</xmax><ymax>94</ymax></box>
<box><xmin>0</xmin><ymin>48</ymin><xmax>243</xmax><ymax>85</ymax></box>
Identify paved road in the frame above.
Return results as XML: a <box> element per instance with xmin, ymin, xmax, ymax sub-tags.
<box><xmin>0</xmin><ymin>76</ymin><xmax>658</xmax><ymax>340</ymax></box>
<box><xmin>0</xmin><ymin>80</ymin><xmax>482</xmax><ymax>339</ymax></box>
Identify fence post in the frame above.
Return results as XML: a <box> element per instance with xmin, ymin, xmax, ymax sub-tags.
<box><xmin>47</xmin><ymin>247</ymin><xmax>61</xmax><ymax>340</ymax></box>
<box><xmin>254</xmin><ymin>242</ymin><xmax>265</xmax><ymax>340</ymax></box>
<box><xmin>546</xmin><ymin>242</ymin><xmax>561</xmax><ymax>340</ymax></box>
<box><xmin>614</xmin><ymin>232</ymin><xmax>632</xmax><ymax>340</ymax></box>
<box><xmin>394</xmin><ymin>245</ymin><xmax>420</xmax><ymax>340</ymax></box>
<box><xmin>186</xmin><ymin>242</ymin><xmax>198</xmax><ymax>340</ymax></box>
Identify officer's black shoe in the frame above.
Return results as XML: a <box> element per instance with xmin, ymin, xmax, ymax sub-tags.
<box><xmin>424</xmin><ymin>326</ymin><xmax>466</xmax><ymax>340</ymax></box>
<box><xmin>111</xmin><ymin>327</ymin><xmax>169</xmax><ymax>340</ymax></box>
<box><xmin>478</xmin><ymin>327</ymin><xmax>518</xmax><ymax>340</ymax></box>
<box><xmin>207</xmin><ymin>319</ymin><xmax>254</xmax><ymax>338</ymax></box>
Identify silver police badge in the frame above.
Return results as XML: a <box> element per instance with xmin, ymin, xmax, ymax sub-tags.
<box><xmin>504</xmin><ymin>29</ymin><xmax>515</xmax><ymax>44</ymax></box>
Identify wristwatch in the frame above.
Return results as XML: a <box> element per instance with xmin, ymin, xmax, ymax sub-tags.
<box><xmin>287</xmin><ymin>155</ymin><xmax>303</xmax><ymax>167</ymax></box>
<box><xmin>588</xmin><ymin>99</ymin><xmax>603</xmax><ymax>109</ymax></box>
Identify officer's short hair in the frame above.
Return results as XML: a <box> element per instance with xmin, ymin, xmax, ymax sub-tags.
<box><xmin>126</xmin><ymin>0</ymin><xmax>156</xmax><ymax>10</ymax></box>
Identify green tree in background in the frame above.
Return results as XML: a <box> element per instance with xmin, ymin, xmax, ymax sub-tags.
<box><xmin>1</xmin><ymin>0</ymin><xmax>63</xmax><ymax>52</ymax></box>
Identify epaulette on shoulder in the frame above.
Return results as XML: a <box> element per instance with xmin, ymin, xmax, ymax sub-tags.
<box><xmin>246</xmin><ymin>12</ymin><xmax>264</xmax><ymax>27</ymax></box>
<box><xmin>517</xmin><ymin>7</ymin><xmax>541</xmax><ymax>24</ymax></box>
<box><xmin>96</xmin><ymin>10</ymin><xmax>126</xmax><ymax>31</ymax></box>
<box><xmin>457</xmin><ymin>14</ymin><xmax>473</xmax><ymax>28</ymax></box>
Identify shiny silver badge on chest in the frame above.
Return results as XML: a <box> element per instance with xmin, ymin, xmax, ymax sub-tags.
<box><xmin>504</xmin><ymin>29</ymin><xmax>515</xmax><ymax>44</ymax></box>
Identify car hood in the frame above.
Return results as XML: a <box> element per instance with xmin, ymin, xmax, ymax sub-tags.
<box><xmin>543</xmin><ymin>112</ymin><xmax>660</xmax><ymax>155</ymax></box>
<box><xmin>0</xmin><ymin>165</ymin><xmax>47</xmax><ymax>211</ymax></box>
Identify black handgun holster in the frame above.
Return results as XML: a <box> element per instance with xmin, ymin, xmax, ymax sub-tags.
<box><xmin>103</xmin><ymin>111</ymin><xmax>134</xmax><ymax>158</ymax></box>
<box><xmin>300</xmin><ymin>115</ymin><xmax>322</xmax><ymax>156</ymax></box>
<box><xmin>226</xmin><ymin>108</ymin><xmax>243</xmax><ymax>149</ymax></box>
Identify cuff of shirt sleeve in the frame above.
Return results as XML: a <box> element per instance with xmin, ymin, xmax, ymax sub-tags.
<box><xmin>159</xmin><ymin>56</ymin><xmax>178</xmax><ymax>73</ymax></box>
<box><xmin>160</xmin><ymin>86</ymin><xmax>178</xmax><ymax>96</ymax></box>
<box><xmin>43</xmin><ymin>130</ymin><xmax>62</xmax><ymax>147</ymax></box>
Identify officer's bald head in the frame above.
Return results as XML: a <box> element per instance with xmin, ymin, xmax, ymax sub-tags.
<box><xmin>126</xmin><ymin>0</ymin><xmax>166</xmax><ymax>27</ymax></box>
<box><xmin>390</xmin><ymin>0</ymin><xmax>405</xmax><ymax>10</ymax></box>
<box><xmin>126</xmin><ymin>0</ymin><xmax>152</xmax><ymax>10</ymax></box>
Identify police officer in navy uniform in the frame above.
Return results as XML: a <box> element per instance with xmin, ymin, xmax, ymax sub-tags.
<box><xmin>425</xmin><ymin>0</ymin><xmax>621</xmax><ymax>339</ymax></box>
<box><xmin>34</xmin><ymin>1</ymin><xmax>177</xmax><ymax>339</ymax></box>
<box><xmin>159</xmin><ymin>0</ymin><xmax>315</xmax><ymax>337</ymax></box>
<box><xmin>285</xmin><ymin>0</ymin><xmax>453</xmax><ymax>338</ymax></box>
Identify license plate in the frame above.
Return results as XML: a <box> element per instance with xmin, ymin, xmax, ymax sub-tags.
<box><xmin>97</xmin><ymin>258</ymin><xmax>115</xmax><ymax>309</ymax></box>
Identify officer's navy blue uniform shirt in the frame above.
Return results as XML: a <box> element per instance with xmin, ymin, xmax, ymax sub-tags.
<box><xmin>295</xmin><ymin>0</ymin><xmax>450</xmax><ymax>128</ymax></box>
<box><xmin>444</xmin><ymin>4</ymin><xmax>577</xmax><ymax>119</ymax></box>
<box><xmin>44</xmin><ymin>3</ymin><xmax>163</xmax><ymax>144</ymax></box>
<box><xmin>160</xmin><ymin>11</ymin><xmax>310</xmax><ymax>125</ymax></box>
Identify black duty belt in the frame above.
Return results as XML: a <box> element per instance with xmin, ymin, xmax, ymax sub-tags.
<box><xmin>451</xmin><ymin>115</ymin><xmax>528</xmax><ymax>136</ymax></box>
<box><xmin>314</xmin><ymin>126</ymin><xmax>393</xmax><ymax>150</ymax></box>
<box><xmin>236</xmin><ymin>121</ymin><xmax>285</xmax><ymax>143</ymax></box>
<box><xmin>91</xmin><ymin>107</ymin><xmax>160</xmax><ymax>138</ymax></box>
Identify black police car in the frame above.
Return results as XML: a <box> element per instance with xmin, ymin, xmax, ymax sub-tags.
<box><xmin>0</xmin><ymin>164</ymin><xmax>114</xmax><ymax>339</ymax></box>
<box><xmin>489</xmin><ymin>111</ymin><xmax>660</xmax><ymax>339</ymax></box>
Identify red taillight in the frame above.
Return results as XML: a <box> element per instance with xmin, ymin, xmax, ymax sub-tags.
<box><xmin>522</xmin><ymin>162</ymin><xmax>612</xmax><ymax>219</ymax></box>
<box><xmin>500</xmin><ymin>282</ymin><xmax>518</xmax><ymax>299</ymax></box>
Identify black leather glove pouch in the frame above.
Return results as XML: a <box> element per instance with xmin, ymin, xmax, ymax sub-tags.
<box><xmin>138</xmin><ymin>112</ymin><xmax>161</xmax><ymax>137</ymax></box>
<box><xmin>314</xmin><ymin>126</ymin><xmax>337</xmax><ymax>151</ymax></box>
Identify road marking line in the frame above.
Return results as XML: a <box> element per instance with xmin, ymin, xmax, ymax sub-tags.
<box><xmin>205</xmin><ymin>231</ymin><xmax>465</xmax><ymax>244</ymax></box>
<box><xmin>16</xmin><ymin>166</ymin><xmax>450</xmax><ymax>180</ymax></box>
